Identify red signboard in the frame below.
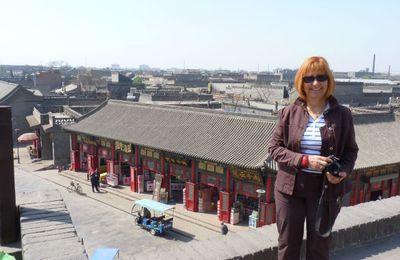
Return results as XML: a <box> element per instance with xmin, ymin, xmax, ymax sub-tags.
<box><xmin>219</xmin><ymin>191</ymin><xmax>231</xmax><ymax>222</ymax></box>
<box><xmin>185</xmin><ymin>182</ymin><xmax>198</xmax><ymax>212</ymax></box>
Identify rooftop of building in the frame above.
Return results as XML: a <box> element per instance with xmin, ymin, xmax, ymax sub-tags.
<box><xmin>64</xmin><ymin>99</ymin><xmax>277</xmax><ymax>169</ymax></box>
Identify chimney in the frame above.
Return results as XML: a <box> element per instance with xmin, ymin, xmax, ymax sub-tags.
<box><xmin>372</xmin><ymin>54</ymin><xmax>376</xmax><ymax>75</ymax></box>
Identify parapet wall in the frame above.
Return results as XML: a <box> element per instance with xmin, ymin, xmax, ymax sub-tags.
<box><xmin>132</xmin><ymin>196</ymin><xmax>400</xmax><ymax>260</ymax></box>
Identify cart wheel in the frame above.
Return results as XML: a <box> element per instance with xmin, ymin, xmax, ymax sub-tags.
<box><xmin>76</xmin><ymin>185</ymin><xmax>83</xmax><ymax>195</ymax></box>
<box><xmin>130</xmin><ymin>205</ymin><xmax>137</xmax><ymax>217</ymax></box>
<box><xmin>150</xmin><ymin>229</ymin><xmax>157</xmax><ymax>236</ymax></box>
<box><xmin>135</xmin><ymin>217</ymin><xmax>141</xmax><ymax>225</ymax></box>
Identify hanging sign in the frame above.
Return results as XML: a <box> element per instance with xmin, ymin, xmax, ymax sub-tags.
<box><xmin>115</xmin><ymin>141</ymin><xmax>132</xmax><ymax>153</ymax></box>
<box><xmin>140</xmin><ymin>147</ymin><xmax>160</xmax><ymax>159</ymax></box>
<box><xmin>198</xmin><ymin>160</ymin><xmax>224</xmax><ymax>174</ymax></box>
<box><xmin>164</xmin><ymin>155</ymin><xmax>191</xmax><ymax>167</ymax></box>
<box><xmin>232</xmin><ymin>168</ymin><xmax>263</xmax><ymax>185</ymax></box>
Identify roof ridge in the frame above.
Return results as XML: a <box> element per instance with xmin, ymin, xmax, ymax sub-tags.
<box><xmin>108</xmin><ymin>99</ymin><xmax>275</xmax><ymax>121</ymax></box>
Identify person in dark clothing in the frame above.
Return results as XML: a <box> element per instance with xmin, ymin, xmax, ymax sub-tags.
<box><xmin>94</xmin><ymin>170</ymin><xmax>100</xmax><ymax>192</ymax></box>
<box><xmin>268</xmin><ymin>56</ymin><xmax>358</xmax><ymax>260</ymax></box>
<box><xmin>91</xmin><ymin>169</ymin><xmax>100</xmax><ymax>192</ymax></box>
<box><xmin>221</xmin><ymin>222</ymin><xmax>228</xmax><ymax>235</ymax></box>
<box><xmin>143</xmin><ymin>207</ymin><xmax>151</xmax><ymax>219</ymax></box>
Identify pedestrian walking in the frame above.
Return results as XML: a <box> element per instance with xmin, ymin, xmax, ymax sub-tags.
<box><xmin>87</xmin><ymin>168</ymin><xmax>91</xmax><ymax>181</ymax></box>
<box><xmin>94</xmin><ymin>169</ymin><xmax>100</xmax><ymax>192</ymax></box>
<box><xmin>90</xmin><ymin>168</ymin><xmax>100</xmax><ymax>192</ymax></box>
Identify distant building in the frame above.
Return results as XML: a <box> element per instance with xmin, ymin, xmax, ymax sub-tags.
<box><xmin>255</xmin><ymin>73</ymin><xmax>282</xmax><ymax>83</ymax></box>
<box><xmin>53</xmin><ymin>84</ymin><xmax>81</xmax><ymax>96</ymax></box>
<box><xmin>106</xmin><ymin>72</ymin><xmax>133</xmax><ymax>99</ymax></box>
<box><xmin>335</xmin><ymin>79</ymin><xmax>399</xmax><ymax>106</ymax></box>
<box><xmin>111</xmin><ymin>64</ymin><xmax>121</xmax><ymax>70</ymax></box>
<box><xmin>26</xmin><ymin>104</ymin><xmax>98</xmax><ymax>165</ymax></box>
<box><xmin>77</xmin><ymin>69</ymin><xmax>110</xmax><ymax>94</ymax></box>
<box><xmin>171</xmin><ymin>72</ymin><xmax>209</xmax><ymax>88</ymax></box>
<box><xmin>139</xmin><ymin>64</ymin><xmax>151</xmax><ymax>71</ymax></box>
<box><xmin>33</xmin><ymin>70</ymin><xmax>63</xmax><ymax>94</ymax></box>
<box><xmin>0</xmin><ymin>81</ymin><xmax>43</xmax><ymax>135</ymax></box>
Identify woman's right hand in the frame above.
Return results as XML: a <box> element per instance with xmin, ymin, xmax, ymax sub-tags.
<box><xmin>307</xmin><ymin>155</ymin><xmax>333</xmax><ymax>171</ymax></box>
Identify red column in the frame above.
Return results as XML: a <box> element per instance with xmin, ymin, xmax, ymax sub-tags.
<box><xmin>111</xmin><ymin>142</ymin><xmax>115</xmax><ymax>161</ymax></box>
<box><xmin>265</xmin><ymin>175</ymin><xmax>272</xmax><ymax>203</ymax></box>
<box><xmin>398</xmin><ymin>175</ymin><xmax>400</xmax><ymax>195</ymax></box>
<box><xmin>161</xmin><ymin>156</ymin><xmax>169</xmax><ymax>191</ymax></box>
<box><xmin>352</xmin><ymin>173</ymin><xmax>360</xmax><ymax>205</ymax></box>
<box><xmin>71</xmin><ymin>134</ymin><xmax>78</xmax><ymax>150</ymax></box>
<box><xmin>134</xmin><ymin>145</ymin><xmax>139</xmax><ymax>167</ymax></box>
<box><xmin>191</xmin><ymin>159</ymin><xmax>196</xmax><ymax>182</ymax></box>
<box><xmin>226</xmin><ymin>167</ymin><xmax>231</xmax><ymax>192</ymax></box>
<box><xmin>70</xmin><ymin>134</ymin><xmax>80</xmax><ymax>171</ymax></box>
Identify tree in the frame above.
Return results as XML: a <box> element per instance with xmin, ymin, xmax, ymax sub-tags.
<box><xmin>132</xmin><ymin>76</ymin><xmax>145</xmax><ymax>89</ymax></box>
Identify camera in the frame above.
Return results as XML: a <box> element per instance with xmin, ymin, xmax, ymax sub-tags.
<box><xmin>326</xmin><ymin>155</ymin><xmax>341</xmax><ymax>177</ymax></box>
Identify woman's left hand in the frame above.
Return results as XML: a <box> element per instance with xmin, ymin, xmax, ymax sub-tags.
<box><xmin>326</xmin><ymin>171</ymin><xmax>347</xmax><ymax>184</ymax></box>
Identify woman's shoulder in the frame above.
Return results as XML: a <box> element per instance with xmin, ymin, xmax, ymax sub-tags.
<box><xmin>336</xmin><ymin>104</ymin><xmax>352</xmax><ymax>115</ymax></box>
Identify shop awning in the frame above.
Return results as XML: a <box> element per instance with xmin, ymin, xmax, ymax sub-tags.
<box><xmin>17</xmin><ymin>132</ymin><xmax>38</xmax><ymax>142</ymax></box>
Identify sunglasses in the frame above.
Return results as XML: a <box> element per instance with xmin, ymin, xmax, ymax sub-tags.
<box><xmin>303</xmin><ymin>74</ymin><xmax>328</xmax><ymax>84</ymax></box>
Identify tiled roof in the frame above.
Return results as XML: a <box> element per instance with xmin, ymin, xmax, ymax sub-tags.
<box><xmin>64</xmin><ymin>100</ymin><xmax>276</xmax><ymax>169</ymax></box>
<box><xmin>354</xmin><ymin>113</ymin><xmax>400</xmax><ymax>170</ymax></box>
<box><xmin>0</xmin><ymin>81</ymin><xmax>19</xmax><ymax>102</ymax></box>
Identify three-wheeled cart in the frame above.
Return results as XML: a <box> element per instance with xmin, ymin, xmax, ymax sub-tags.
<box><xmin>130</xmin><ymin>199</ymin><xmax>175</xmax><ymax>236</ymax></box>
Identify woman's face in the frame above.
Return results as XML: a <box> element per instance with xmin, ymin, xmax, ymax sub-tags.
<box><xmin>302</xmin><ymin>69</ymin><xmax>328</xmax><ymax>103</ymax></box>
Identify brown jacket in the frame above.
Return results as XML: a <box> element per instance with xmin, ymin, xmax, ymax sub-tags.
<box><xmin>268</xmin><ymin>96</ymin><xmax>359</xmax><ymax>197</ymax></box>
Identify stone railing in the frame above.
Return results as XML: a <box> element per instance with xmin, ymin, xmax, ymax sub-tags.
<box><xmin>51</xmin><ymin>117</ymin><xmax>75</xmax><ymax>127</ymax></box>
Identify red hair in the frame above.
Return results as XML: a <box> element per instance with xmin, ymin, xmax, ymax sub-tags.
<box><xmin>294</xmin><ymin>56</ymin><xmax>336</xmax><ymax>100</ymax></box>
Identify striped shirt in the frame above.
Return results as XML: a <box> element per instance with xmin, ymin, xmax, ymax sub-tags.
<box><xmin>300</xmin><ymin>104</ymin><xmax>329</xmax><ymax>174</ymax></box>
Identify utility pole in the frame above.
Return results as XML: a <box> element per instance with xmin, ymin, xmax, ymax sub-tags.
<box><xmin>0</xmin><ymin>106</ymin><xmax>18</xmax><ymax>244</ymax></box>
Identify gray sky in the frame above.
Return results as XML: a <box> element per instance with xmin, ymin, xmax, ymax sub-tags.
<box><xmin>1</xmin><ymin>0</ymin><xmax>399</xmax><ymax>73</ymax></box>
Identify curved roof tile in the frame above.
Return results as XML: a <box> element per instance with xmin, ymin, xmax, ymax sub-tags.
<box><xmin>64</xmin><ymin>100</ymin><xmax>277</xmax><ymax>169</ymax></box>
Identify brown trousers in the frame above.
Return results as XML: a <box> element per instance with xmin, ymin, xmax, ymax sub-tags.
<box><xmin>275</xmin><ymin>173</ymin><xmax>330</xmax><ymax>260</ymax></box>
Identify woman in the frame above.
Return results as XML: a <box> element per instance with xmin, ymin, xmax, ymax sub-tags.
<box><xmin>268</xmin><ymin>56</ymin><xmax>358</xmax><ymax>260</ymax></box>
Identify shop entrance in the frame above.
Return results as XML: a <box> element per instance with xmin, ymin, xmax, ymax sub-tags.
<box><xmin>168</xmin><ymin>164</ymin><xmax>189</xmax><ymax>203</ymax></box>
<box><xmin>370</xmin><ymin>190</ymin><xmax>383</xmax><ymax>201</ymax></box>
<box><xmin>142</xmin><ymin>169</ymin><xmax>156</xmax><ymax>193</ymax></box>
<box><xmin>170</xmin><ymin>176</ymin><xmax>185</xmax><ymax>202</ymax></box>
<box><xmin>120</xmin><ymin>162</ymin><xmax>131</xmax><ymax>185</ymax></box>
<box><xmin>233</xmin><ymin>194</ymin><xmax>259</xmax><ymax>222</ymax></box>
<box><xmin>80</xmin><ymin>152</ymin><xmax>88</xmax><ymax>171</ymax></box>
<box><xmin>99</xmin><ymin>158</ymin><xmax>107</xmax><ymax>172</ymax></box>
<box><xmin>198</xmin><ymin>185</ymin><xmax>219</xmax><ymax>213</ymax></box>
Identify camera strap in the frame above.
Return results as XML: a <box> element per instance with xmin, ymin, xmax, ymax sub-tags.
<box><xmin>315</xmin><ymin>177</ymin><xmax>333</xmax><ymax>238</ymax></box>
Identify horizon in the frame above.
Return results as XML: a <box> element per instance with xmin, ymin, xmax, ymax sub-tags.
<box><xmin>1</xmin><ymin>62</ymin><xmax>399</xmax><ymax>76</ymax></box>
<box><xmin>1</xmin><ymin>1</ymin><xmax>399</xmax><ymax>73</ymax></box>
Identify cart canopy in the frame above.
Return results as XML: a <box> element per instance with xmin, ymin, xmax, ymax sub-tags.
<box><xmin>91</xmin><ymin>247</ymin><xmax>119</xmax><ymax>260</ymax></box>
<box><xmin>134</xmin><ymin>199</ymin><xmax>175</xmax><ymax>213</ymax></box>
